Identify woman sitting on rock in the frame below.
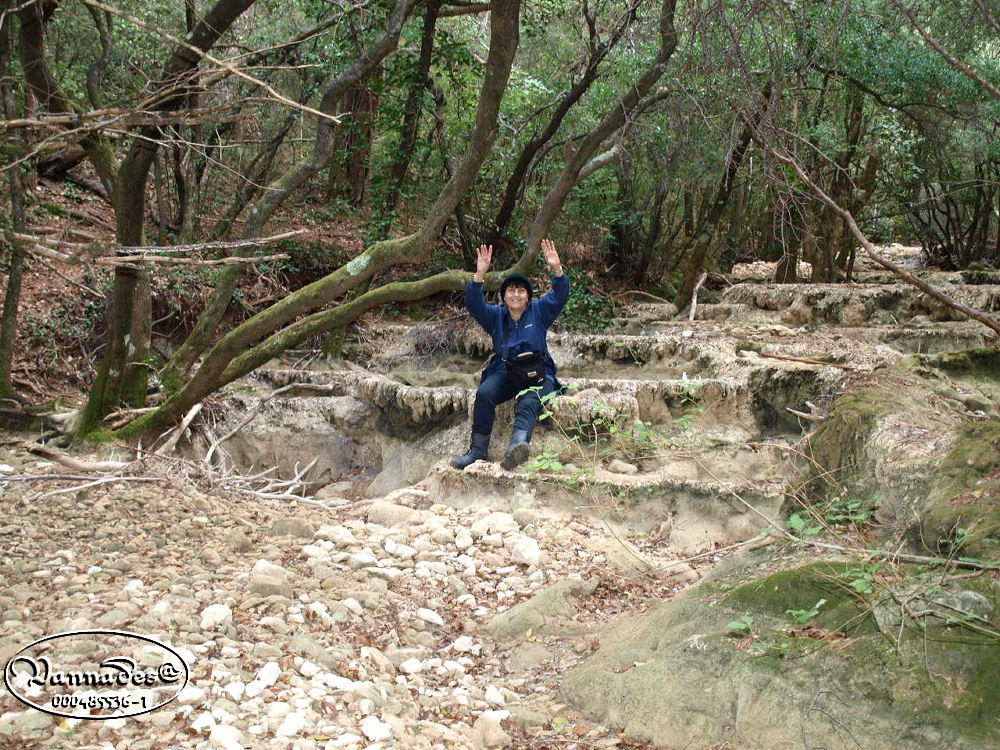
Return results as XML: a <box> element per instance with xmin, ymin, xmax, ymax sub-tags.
<box><xmin>451</xmin><ymin>240</ymin><xmax>569</xmax><ymax>471</ymax></box>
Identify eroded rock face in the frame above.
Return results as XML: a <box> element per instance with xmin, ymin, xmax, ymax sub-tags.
<box><xmin>562</xmin><ymin>550</ymin><xmax>999</xmax><ymax>749</ymax></box>
<box><xmin>219</xmin><ymin>391</ymin><xmax>377</xmax><ymax>491</ymax></box>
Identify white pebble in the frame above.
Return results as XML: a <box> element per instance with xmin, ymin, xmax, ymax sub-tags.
<box><xmin>398</xmin><ymin>658</ymin><xmax>423</xmax><ymax>674</ymax></box>
<box><xmin>191</xmin><ymin>711</ymin><xmax>216</xmax><ymax>731</ymax></box>
<box><xmin>209</xmin><ymin>724</ymin><xmax>244</xmax><ymax>750</ymax></box>
<box><xmin>275</xmin><ymin>711</ymin><xmax>306</xmax><ymax>737</ymax></box>
<box><xmin>510</xmin><ymin>536</ymin><xmax>542</xmax><ymax>566</ymax></box>
<box><xmin>341</xmin><ymin>598</ymin><xmax>364</xmax><ymax>616</ymax></box>
<box><xmin>451</xmin><ymin>636</ymin><xmax>475</xmax><ymax>653</ymax></box>
<box><xmin>200</xmin><ymin>603</ymin><xmax>233</xmax><ymax>630</ymax></box>
<box><xmin>224</xmin><ymin>682</ymin><xmax>245</xmax><ymax>701</ymax></box>
<box><xmin>252</xmin><ymin>560</ymin><xmax>288</xmax><ymax>578</ymax></box>
<box><xmin>178</xmin><ymin>685</ymin><xmax>207</xmax><ymax>704</ymax></box>
<box><xmin>416</xmin><ymin>608</ymin><xmax>444</xmax><ymax>627</ymax></box>
<box><xmin>256</xmin><ymin>662</ymin><xmax>281</xmax><ymax>687</ymax></box>
<box><xmin>360</xmin><ymin>716</ymin><xmax>393</xmax><ymax>741</ymax></box>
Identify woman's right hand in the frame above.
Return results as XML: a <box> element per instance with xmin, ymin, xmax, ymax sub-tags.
<box><xmin>474</xmin><ymin>244</ymin><xmax>493</xmax><ymax>281</ymax></box>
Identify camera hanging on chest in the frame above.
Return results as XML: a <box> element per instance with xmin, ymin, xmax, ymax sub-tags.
<box><xmin>501</xmin><ymin>316</ymin><xmax>545</xmax><ymax>391</ymax></box>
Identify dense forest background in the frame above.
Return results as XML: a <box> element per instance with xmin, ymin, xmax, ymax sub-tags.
<box><xmin>0</xmin><ymin>0</ymin><xmax>997</xmax><ymax>436</ymax></box>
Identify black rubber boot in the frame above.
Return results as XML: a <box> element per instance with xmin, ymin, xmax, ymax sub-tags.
<box><xmin>500</xmin><ymin>429</ymin><xmax>530</xmax><ymax>471</ymax></box>
<box><xmin>450</xmin><ymin>432</ymin><xmax>491</xmax><ymax>470</ymax></box>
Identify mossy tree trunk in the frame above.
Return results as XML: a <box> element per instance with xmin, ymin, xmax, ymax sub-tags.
<box><xmin>73</xmin><ymin>0</ymin><xmax>256</xmax><ymax>433</ymax></box>
<box><xmin>121</xmin><ymin>0</ymin><xmax>524</xmax><ymax>438</ymax></box>
<box><xmin>0</xmin><ymin>3</ymin><xmax>27</xmax><ymax>402</ymax></box>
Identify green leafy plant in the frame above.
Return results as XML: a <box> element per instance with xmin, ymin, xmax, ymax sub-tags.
<box><xmin>822</xmin><ymin>494</ymin><xmax>880</xmax><ymax>530</ymax></box>
<box><xmin>526</xmin><ymin>448</ymin><xmax>564</xmax><ymax>474</ymax></box>
<box><xmin>560</xmin><ymin>284</ymin><xmax>614</xmax><ymax>332</ymax></box>
<box><xmin>839</xmin><ymin>564</ymin><xmax>880</xmax><ymax>595</ymax></box>
<box><xmin>727</xmin><ymin>614</ymin><xmax>755</xmax><ymax>636</ymax></box>
<box><xmin>786</xmin><ymin>599</ymin><xmax>826</xmax><ymax>625</ymax></box>
<box><xmin>787</xmin><ymin>511</ymin><xmax>822</xmax><ymax>537</ymax></box>
<box><xmin>672</xmin><ymin>379</ymin><xmax>706</xmax><ymax>430</ymax></box>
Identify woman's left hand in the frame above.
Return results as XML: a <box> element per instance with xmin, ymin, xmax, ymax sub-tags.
<box><xmin>541</xmin><ymin>239</ymin><xmax>561</xmax><ymax>272</ymax></box>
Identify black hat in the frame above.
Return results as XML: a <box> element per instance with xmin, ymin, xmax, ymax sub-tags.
<box><xmin>500</xmin><ymin>273</ymin><xmax>533</xmax><ymax>300</ymax></box>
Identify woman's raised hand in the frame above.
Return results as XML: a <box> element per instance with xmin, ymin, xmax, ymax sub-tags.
<box><xmin>541</xmin><ymin>239</ymin><xmax>561</xmax><ymax>272</ymax></box>
<box><xmin>475</xmin><ymin>244</ymin><xmax>493</xmax><ymax>279</ymax></box>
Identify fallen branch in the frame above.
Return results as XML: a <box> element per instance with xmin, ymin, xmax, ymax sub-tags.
<box><xmin>1</xmin><ymin>474</ymin><xmax>111</xmax><ymax>482</ymax></box>
<box><xmin>114</xmin><ymin>230</ymin><xmax>307</xmax><ymax>255</ymax></box>
<box><xmin>23</xmin><ymin>442</ymin><xmax>129</xmax><ymax>472</ymax></box>
<box><xmin>13</xmin><ymin>229</ymin><xmax>305</xmax><ymax>263</ymax></box>
<box><xmin>760</xmin><ymin>352</ymin><xmax>858</xmax><ymax>370</ymax></box>
<box><xmin>787</xmin><ymin>407</ymin><xmax>825</xmax><ymax>424</ymax></box>
<box><xmin>0</xmin><ymin>104</ymin><xmax>249</xmax><ymax>131</ymax></box>
<box><xmin>613</xmin><ymin>289</ymin><xmax>675</xmax><ymax>305</ymax></box>
<box><xmin>103</xmin><ymin>406</ymin><xmax>157</xmax><ymax>431</ymax></box>
<box><xmin>106</xmin><ymin>252</ymin><xmax>289</xmax><ymax>267</ymax></box>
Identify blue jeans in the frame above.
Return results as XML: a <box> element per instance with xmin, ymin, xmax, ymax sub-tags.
<box><xmin>472</xmin><ymin>370</ymin><xmax>557</xmax><ymax>438</ymax></box>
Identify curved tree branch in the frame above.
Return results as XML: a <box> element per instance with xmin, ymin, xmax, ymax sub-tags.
<box><xmin>766</xmin><ymin>141</ymin><xmax>1000</xmax><ymax>336</ymax></box>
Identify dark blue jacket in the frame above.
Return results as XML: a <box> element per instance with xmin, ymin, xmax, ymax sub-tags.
<box><xmin>466</xmin><ymin>273</ymin><xmax>570</xmax><ymax>379</ymax></box>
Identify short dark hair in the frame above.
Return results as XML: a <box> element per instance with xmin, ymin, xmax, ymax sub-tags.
<box><xmin>500</xmin><ymin>273</ymin><xmax>533</xmax><ymax>300</ymax></box>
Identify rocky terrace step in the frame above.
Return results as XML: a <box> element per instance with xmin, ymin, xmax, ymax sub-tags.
<box><xmin>425</xmin><ymin>462</ymin><xmax>786</xmax><ymax>547</ymax></box>
<box><xmin>716</xmin><ymin>281</ymin><xmax>1000</xmax><ymax>326</ymax></box>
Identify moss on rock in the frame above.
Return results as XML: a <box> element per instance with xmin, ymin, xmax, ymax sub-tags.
<box><xmin>723</xmin><ymin>561</ymin><xmax>878</xmax><ymax>635</ymax></box>
<box><xmin>561</xmin><ymin>548</ymin><xmax>999</xmax><ymax>748</ymax></box>
<box><xmin>921</xmin><ymin>420</ymin><xmax>1000</xmax><ymax>560</ymax></box>
<box><xmin>795</xmin><ymin>386</ymin><xmax>913</xmax><ymax>500</ymax></box>
<box><xmin>903</xmin><ymin>346</ymin><xmax>1000</xmax><ymax>379</ymax></box>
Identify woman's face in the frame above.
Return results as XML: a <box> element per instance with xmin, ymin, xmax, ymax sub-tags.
<box><xmin>504</xmin><ymin>284</ymin><xmax>529</xmax><ymax>316</ymax></box>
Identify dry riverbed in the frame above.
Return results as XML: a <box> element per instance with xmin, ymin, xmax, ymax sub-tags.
<box><xmin>0</xmin><ymin>462</ymin><xmax>706</xmax><ymax>750</ymax></box>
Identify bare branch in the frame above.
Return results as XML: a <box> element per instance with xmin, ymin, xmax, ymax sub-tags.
<box><xmin>762</xmin><ymin>352</ymin><xmax>858</xmax><ymax>370</ymax></box>
<box><xmin>204</xmin><ymin>382</ymin><xmax>338</xmax><ymax>466</ymax></box>
<box><xmin>155</xmin><ymin>402</ymin><xmax>203</xmax><ymax>455</ymax></box>
<box><xmin>438</xmin><ymin>1</ymin><xmax>491</xmax><ymax>17</ymax></box>
<box><xmin>13</xmin><ymin>229</ymin><xmax>305</xmax><ymax>266</ymax></box>
<box><xmin>893</xmin><ymin>0</ymin><xmax>1000</xmax><ymax>101</ymax></box>
<box><xmin>0</xmin><ymin>105</ymin><xmax>248</xmax><ymax>131</ymax></box>
<box><xmin>575</xmin><ymin>144</ymin><xmax>621</xmax><ymax>183</ymax></box>
<box><xmin>688</xmin><ymin>272</ymin><xmax>707</xmax><ymax>321</ymax></box>
<box><xmin>80</xmin><ymin>0</ymin><xmax>342</xmax><ymax>123</ymax></box>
